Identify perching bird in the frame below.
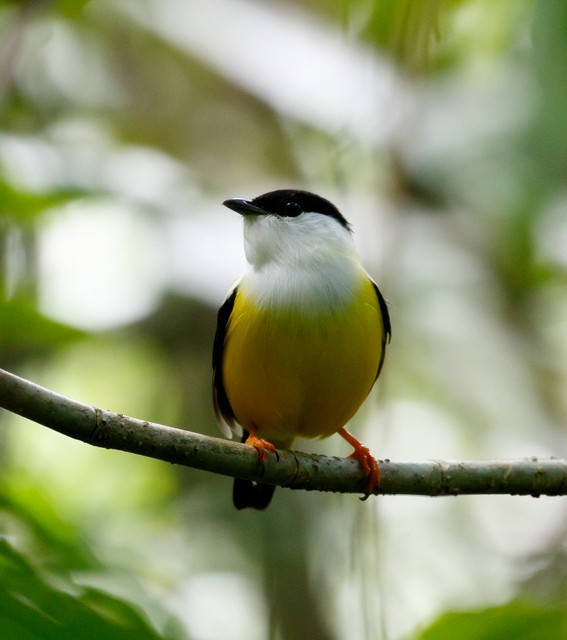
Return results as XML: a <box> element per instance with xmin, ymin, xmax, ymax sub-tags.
<box><xmin>213</xmin><ymin>190</ymin><xmax>391</xmax><ymax>510</ymax></box>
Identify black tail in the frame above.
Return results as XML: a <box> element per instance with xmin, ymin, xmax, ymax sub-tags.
<box><xmin>233</xmin><ymin>478</ymin><xmax>276</xmax><ymax>510</ymax></box>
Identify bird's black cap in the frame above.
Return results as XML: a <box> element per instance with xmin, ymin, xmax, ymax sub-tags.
<box><xmin>223</xmin><ymin>189</ymin><xmax>351</xmax><ymax>230</ymax></box>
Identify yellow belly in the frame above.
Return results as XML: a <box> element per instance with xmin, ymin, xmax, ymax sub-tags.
<box><xmin>223</xmin><ymin>277</ymin><xmax>383</xmax><ymax>445</ymax></box>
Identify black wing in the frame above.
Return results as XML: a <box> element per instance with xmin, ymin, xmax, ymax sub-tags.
<box><xmin>372</xmin><ymin>280</ymin><xmax>392</xmax><ymax>380</ymax></box>
<box><xmin>212</xmin><ymin>286</ymin><xmax>238</xmax><ymax>437</ymax></box>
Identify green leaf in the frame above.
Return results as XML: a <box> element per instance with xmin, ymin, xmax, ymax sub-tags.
<box><xmin>0</xmin><ymin>479</ymin><xmax>184</xmax><ymax>640</ymax></box>
<box><xmin>419</xmin><ymin>602</ymin><xmax>567</xmax><ymax>640</ymax></box>
<box><xmin>0</xmin><ymin>539</ymin><xmax>170</xmax><ymax>640</ymax></box>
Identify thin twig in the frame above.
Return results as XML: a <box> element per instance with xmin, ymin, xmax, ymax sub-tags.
<box><xmin>0</xmin><ymin>367</ymin><xmax>566</xmax><ymax>497</ymax></box>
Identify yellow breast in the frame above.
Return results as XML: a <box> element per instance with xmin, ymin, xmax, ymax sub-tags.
<box><xmin>222</xmin><ymin>276</ymin><xmax>384</xmax><ymax>446</ymax></box>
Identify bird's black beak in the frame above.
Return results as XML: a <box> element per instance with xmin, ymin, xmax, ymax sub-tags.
<box><xmin>223</xmin><ymin>198</ymin><xmax>267</xmax><ymax>217</ymax></box>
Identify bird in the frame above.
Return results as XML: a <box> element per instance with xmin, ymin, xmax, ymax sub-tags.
<box><xmin>212</xmin><ymin>189</ymin><xmax>391</xmax><ymax>510</ymax></box>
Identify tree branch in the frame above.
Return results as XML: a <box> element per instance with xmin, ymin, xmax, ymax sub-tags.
<box><xmin>0</xmin><ymin>367</ymin><xmax>565</xmax><ymax>497</ymax></box>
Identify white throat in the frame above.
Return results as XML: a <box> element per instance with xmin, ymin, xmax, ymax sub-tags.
<box><xmin>239</xmin><ymin>211</ymin><xmax>364</xmax><ymax>313</ymax></box>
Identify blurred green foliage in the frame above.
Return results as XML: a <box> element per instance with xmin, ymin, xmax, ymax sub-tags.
<box><xmin>0</xmin><ymin>484</ymin><xmax>182</xmax><ymax>640</ymax></box>
<box><xmin>0</xmin><ymin>300</ymin><xmax>83</xmax><ymax>364</ymax></box>
<box><xmin>1</xmin><ymin>0</ymin><xmax>567</xmax><ymax>639</ymax></box>
<box><xmin>419</xmin><ymin>603</ymin><xmax>567</xmax><ymax>640</ymax></box>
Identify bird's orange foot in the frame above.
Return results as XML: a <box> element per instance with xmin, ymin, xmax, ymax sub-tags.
<box><xmin>244</xmin><ymin>433</ymin><xmax>277</xmax><ymax>464</ymax></box>
<box><xmin>348</xmin><ymin>444</ymin><xmax>380</xmax><ymax>497</ymax></box>
<box><xmin>338</xmin><ymin>427</ymin><xmax>380</xmax><ymax>498</ymax></box>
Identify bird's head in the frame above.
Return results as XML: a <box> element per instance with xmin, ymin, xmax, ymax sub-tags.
<box><xmin>223</xmin><ymin>189</ymin><xmax>354</xmax><ymax>269</ymax></box>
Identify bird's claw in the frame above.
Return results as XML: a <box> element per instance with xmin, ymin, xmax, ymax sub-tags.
<box><xmin>244</xmin><ymin>434</ymin><xmax>277</xmax><ymax>464</ymax></box>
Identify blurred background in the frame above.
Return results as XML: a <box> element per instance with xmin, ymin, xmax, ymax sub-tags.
<box><xmin>1</xmin><ymin>0</ymin><xmax>567</xmax><ymax>638</ymax></box>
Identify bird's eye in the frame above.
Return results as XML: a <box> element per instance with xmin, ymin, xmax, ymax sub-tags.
<box><xmin>283</xmin><ymin>200</ymin><xmax>302</xmax><ymax>217</ymax></box>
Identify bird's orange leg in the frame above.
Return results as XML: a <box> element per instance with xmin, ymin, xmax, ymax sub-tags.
<box><xmin>338</xmin><ymin>427</ymin><xmax>380</xmax><ymax>496</ymax></box>
<box><xmin>244</xmin><ymin>425</ymin><xmax>277</xmax><ymax>464</ymax></box>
